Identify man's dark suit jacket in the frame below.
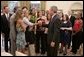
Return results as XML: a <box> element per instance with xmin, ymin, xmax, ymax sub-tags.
<box><xmin>43</xmin><ymin>14</ymin><xmax>61</xmax><ymax>56</ymax></box>
<box><xmin>47</xmin><ymin>14</ymin><xmax>61</xmax><ymax>45</ymax></box>
<box><xmin>43</xmin><ymin>14</ymin><xmax>61</xmax><ymax>44</ymax></box>
<box><xmin>70</xmin><ymin>15</ymin><xmax>76</xmax><ymax>27</ymax></box>
<box><xmin>1</xmin><ymin>13</ymin><xmax>12</xmax><ymax>34</ymax></box>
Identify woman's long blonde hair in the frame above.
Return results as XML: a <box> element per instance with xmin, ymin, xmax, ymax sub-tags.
<box><xmin>15</xmin><ymin>9</ymin><xmax>23</xmax><ymax>22</ymax></box>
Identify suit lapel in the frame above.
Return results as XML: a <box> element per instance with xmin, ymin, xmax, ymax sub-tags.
<box><xmin>50</xmin><ymin>15</ymin><xmax>57</xmax><ymax>24</ymax></box>
<box><xmin>49</xmin><ymin>15</ymin><xmax>56</xmax><ymax>28</ymax></box>
<box><xmin>3</xmin><ymin>13</ymin><xmax>12</xmax><ymax>21</ymax></box>
<box><xmin>3</xmin><ymin>14</ymin><xmax>7</xmax><ymax>21</ymax></box>
<box><xmin>8</xmin><ymin>14</ymin><xmax>12</xmax><ymax>21</ymax></box>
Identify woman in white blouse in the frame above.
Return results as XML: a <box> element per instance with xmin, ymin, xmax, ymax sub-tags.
<box><xmin>23</xmin><ymin>10</ymin><xmax>36</xmax><ymax>56</ymax></box>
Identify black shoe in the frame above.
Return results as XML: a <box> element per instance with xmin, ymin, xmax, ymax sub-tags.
<box><xmin>72</xmin><ymin>52</ymin><xmax>77</xmax><ymax>54</ymax></box>
<box><xmin>41</xmin><ymin>52</ymin><xmax>45</xmax><ymax>54</ymax></box>
<box><xmin>63</xmin><ymin>53</ymin><xmax>66</xmax><ymax>55</ymax></box>
<box><xmin>36</xmin><ymin>51</ymin><xmax>40</xmax><ymax>54</ymax></box>
<box><xmin>5</xmin><ymin>50</ymin><xmax>8</xmax><ymax>52</ymax></box>
<box><xmin>25</xmin><ymin>44</ymin><xmax>28</xmax><ymax>47</ymax></box>
<box><xmin>71</xmin><ymin>50</ymin><xmax>77</xmax><ymax>54</ymax></box>
<box><xmin>59</xmin><ymin>50</ymin><xmax>63</xmax><ymax>54</ymax></box>
<box><xmin>59</xmin><ymin>51</ymin><xmax>63</xmax><ymax>54</ymax></box>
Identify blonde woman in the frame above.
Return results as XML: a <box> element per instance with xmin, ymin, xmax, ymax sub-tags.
<box><xmin>15</xmin><ymin>9</ymin><xmax>27</xmax><ymax>53</ymax></box>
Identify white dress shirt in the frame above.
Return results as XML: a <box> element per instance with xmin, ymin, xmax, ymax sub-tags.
<box><xmin>5</xmin><ymin>13</ymin><xmax>9</xmax><ymax>20</ymax></box>
<box><xmin>52</xmin><ymin>13</ymin><xmax>57</xmax><ymax>19</ymax></box>
<box><xmin>69</xmin><ymin>15</ymin><xmax>71</xmax><ymax>19</ymax></box>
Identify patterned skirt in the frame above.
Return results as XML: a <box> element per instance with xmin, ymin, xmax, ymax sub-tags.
<box><xmin>16</xmin><ymin>32</ymin><xmax>26</xmax><ymax>49</ymax></box>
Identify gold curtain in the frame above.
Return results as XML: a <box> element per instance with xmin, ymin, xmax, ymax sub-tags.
<box><xmin>1</xmin><ymin>1</ymin><xmax>8</xmax><ymax>9</ymax></box>
<box><xmin>20</xmin><ymin>1</ymin><xmax>30</xmax><ymax>10</ymax></box>
<box><xmin>1</xmin><ymin>1</ymin><xmax>46</xmax><ymax>11</ymax></box>
<box><xmin>20</xmin><ymin>1</ymin><xmax>46</xmax><ymax>10</ymax></box>
<box><xmin>41</xmin><ymin>1</ymin><xmax>46</xmax><ymax>10</ymax></box>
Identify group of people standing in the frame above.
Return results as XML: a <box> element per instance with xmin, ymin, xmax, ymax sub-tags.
<box><xmin>1</xmin><ymin>5</ymin><xmax>83</xmax><ymax>56</ymax></box>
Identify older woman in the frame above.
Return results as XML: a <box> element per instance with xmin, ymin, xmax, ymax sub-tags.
<box><xmin>71</xmin><ymin>12</ymin><xmax>83</xmax><ymax>55</ymax></box>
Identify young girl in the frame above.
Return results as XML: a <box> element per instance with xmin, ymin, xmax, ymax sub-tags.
<box><xmin>35</xmin><ymin>10</ymin><xmax>47</xmax><ymax>55</ymax></box>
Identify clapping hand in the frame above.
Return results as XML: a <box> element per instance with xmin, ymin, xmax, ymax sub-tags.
<box><xmin>60</xmin><ymin>28</ymin><xmax>65</xmax><ymax>30</ymax></box>
<box><xmin>37</xmin><ymin>20</ymin><xmax>43</xmax><ymax>26</ymax></box>
<box><xmin>34</xmin><ymin>23</ymin><xmax>38</xmax><ymax>25</ymax></box>
<box><xmin>34</xmin><ymin>21</ymin><xmax>42</xmax><ymax>26</ymax></box>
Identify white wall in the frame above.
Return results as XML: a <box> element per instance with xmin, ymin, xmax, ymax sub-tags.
<box><xmin>46</xmin><ymin>1</ymin><xmax>83</xmax><ymax>14</ymax></box>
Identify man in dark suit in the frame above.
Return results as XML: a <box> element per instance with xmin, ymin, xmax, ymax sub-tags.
<box><xmin>68</xmin><ymin>11</ymin><xmax>76</xmax><ymax>27</ymax></box>
<box><xmin>1</xmin><ymin>6</ymin><xmax>12</xmax><ymax>52</ymax></box>
<box><xmin>40</xmin><ymin>6</ymin><xmax>61</xmax><ymax>56</ymax></box>
<box><xmin>68</xmin><ymin>11</ymin><xmax>76</xmax><ymax>49</ymax></box>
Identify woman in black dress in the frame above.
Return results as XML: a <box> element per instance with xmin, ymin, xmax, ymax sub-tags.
<box><xmin>60</xmin><ymin>14</ymin><xmax>72</xmax><ymax>55</ymax></box>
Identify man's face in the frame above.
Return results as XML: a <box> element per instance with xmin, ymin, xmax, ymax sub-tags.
<box><xmin>4</xmin><ymin>7</ymin><xmax>9</xmax><ymax>13</ymax></box>
<box><xmin>24</xmin><ymin>8</ymin><xmax>27</xmax><ymax>11</ymax></box>
<box><xmin>22</xmin><ymin>8</ymin><xmax>27</xmax><ymax>14</ymax></box>
<box><xmin>49</xmin><ymin>9</ymin><xmax>53</xmax><ymax>16</ymax></box>
<box><xmin>31</xmin><ymin>8</ymin><xmax>35</xmax><ymax>13</ymax></box>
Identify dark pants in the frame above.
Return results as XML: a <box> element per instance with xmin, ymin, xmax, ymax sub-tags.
<box><xmin>44</xmin><ymin>34</ymin><xmax>47</xmax><ymax>51</ymax></box>
<box><xmin>4</xmin><ymin>32</ymin><xmax>10</xmax><ymax>52</ymax></box>
<box><xmin>68</xmin><ymin>31</ymin><xmax>72</xmax><ymax>49</ymax></box>
<box><xmin>47</xmin><ymin>41</ymin><xmax>59</xmax><ymax>56</ymax></box>
<box><xmin>35</xmin><ymin>31</ymin><xmax>47</xmax><ymax>54</ymax></box>
<box><xmin>25</xmin><ymin>26</ymin><xmax>29</xmax><ymax>43</ymax></box>
<box><xmin>72</xmin><ymin>31</ymin><xmax>83</xmax><ymax>54</ymax></box>
<box><xmin>25</xmin><ymin>26</ymin><xmax>35</xmax><ymax>44</ymax></box>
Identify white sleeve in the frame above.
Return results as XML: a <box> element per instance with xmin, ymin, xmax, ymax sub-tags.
<box><xmin>60</xmin><ymin>27</ymin><xmax>72</xmax><ymax>30</ymax></box>
<box><xmin>23</xmin><ymin>17</ymin><xmax>34</xmax><ymax>26</ymax></box>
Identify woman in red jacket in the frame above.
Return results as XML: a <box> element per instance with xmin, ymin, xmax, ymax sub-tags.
<box><xmin>71</xmin><ymin>12</ymin><xmax>83</xmax><ymax>54</ymax></box>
